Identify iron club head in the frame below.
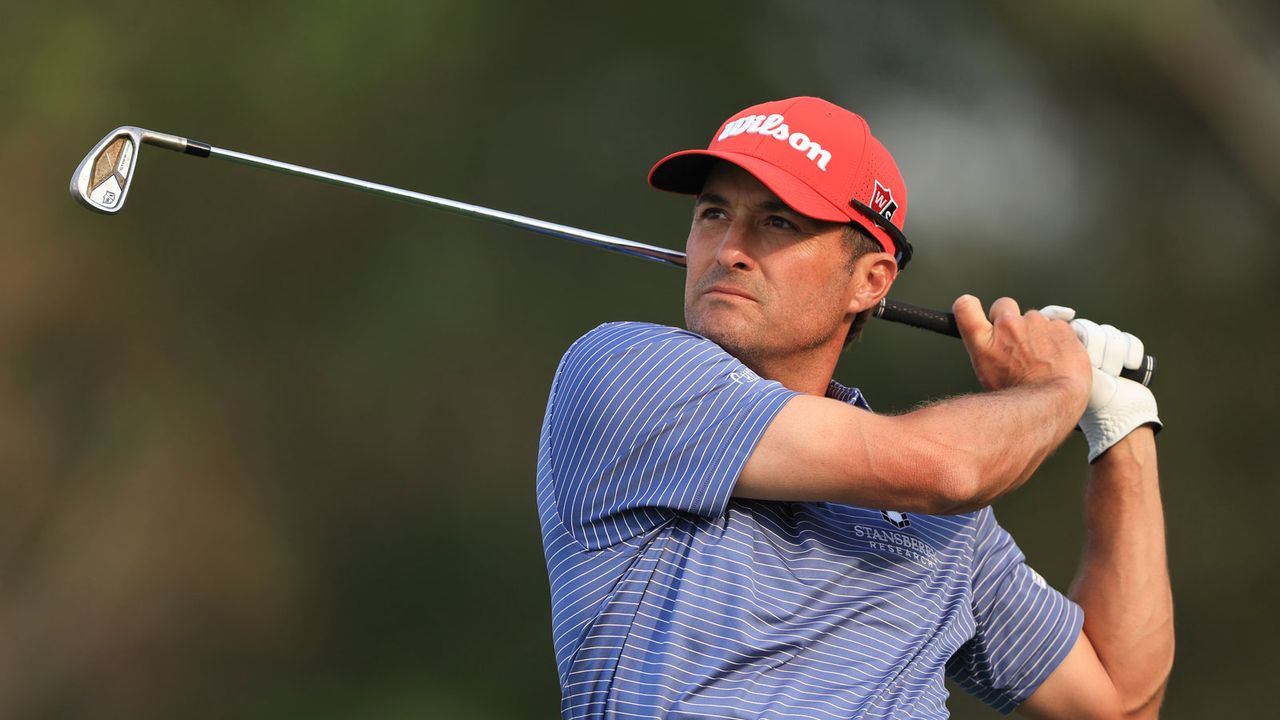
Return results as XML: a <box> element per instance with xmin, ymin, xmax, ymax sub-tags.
<box><xmin>70</xmin><ymin>126</ymin><xmax>144</xmax><ymax>214</ymax></box>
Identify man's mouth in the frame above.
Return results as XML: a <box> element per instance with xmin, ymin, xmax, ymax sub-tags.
<box><xmin>705</xmin><ymin>284</ymin><xmax>756</xmax><ymax>301</ymax></box>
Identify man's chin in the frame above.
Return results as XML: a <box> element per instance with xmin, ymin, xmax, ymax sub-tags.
<box><xmin>688</xmin><ymin>315</ymin><xmax>761</xmax><ymax>361</ymax></box>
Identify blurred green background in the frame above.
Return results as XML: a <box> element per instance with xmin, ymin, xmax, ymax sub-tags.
<box><xmin>3</xmin><ymin>1</ymin><xmax>1277</xmax><ymax>717</ymax></box>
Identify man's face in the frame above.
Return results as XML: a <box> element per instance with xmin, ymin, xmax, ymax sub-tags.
<box><xmin>684</xmin><ymin>162</ymin><xmax>863</xmax><ymax>365</ymax></box>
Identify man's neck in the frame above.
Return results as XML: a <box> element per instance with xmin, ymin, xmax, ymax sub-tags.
<box><xmin>741</xmin><ymin>344</ymin><xmax>843</xmax><ymax>397</ymax></box>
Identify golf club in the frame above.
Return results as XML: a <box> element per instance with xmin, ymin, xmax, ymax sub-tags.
<box><xmin>70</xmin><ymin>125</ymin><xmax>1155</xmax><ymax>387</ymax></box>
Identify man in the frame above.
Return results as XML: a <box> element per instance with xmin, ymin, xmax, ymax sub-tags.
<box><xmin>536</xmin><ymin>97</ymin><xmax>1172</xmax><ymax>718</ymax></box>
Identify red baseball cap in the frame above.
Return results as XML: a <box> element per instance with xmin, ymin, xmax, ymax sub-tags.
<box><xmin>649</xmin><ymin>96</ymin><xmax>913</xmax><ymax>267</ymax></box>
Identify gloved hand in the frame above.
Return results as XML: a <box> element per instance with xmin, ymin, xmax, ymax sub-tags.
<box><xmin>1040</xmin><ymin>306</ymin><xmax>1162</xmax><ymax>463</ymax></box>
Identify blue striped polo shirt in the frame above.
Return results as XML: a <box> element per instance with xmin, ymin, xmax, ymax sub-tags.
<box><xmin>536</xmin><ymin>322</ymin><xmax>1082</xmax><ymax>718</ymax></box>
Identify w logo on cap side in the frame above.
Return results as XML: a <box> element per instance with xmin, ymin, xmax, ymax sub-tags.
<box><xmin>869</xmin><ymin>180</ymin><xmax>898</xmax><ymax>222</ymax></box>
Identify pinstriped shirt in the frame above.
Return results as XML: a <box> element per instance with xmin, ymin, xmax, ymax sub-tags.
<box><xmin>537</xmin><ymin>322</ymin><xmax>1082</xmax><ymax>719</ymax></box>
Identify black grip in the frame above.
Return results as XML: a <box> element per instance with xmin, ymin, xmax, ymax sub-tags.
<box><xmin>874</xmin><ymin>299</ymin><xmax>1156</xmax><ymax>387</ymax></box>
<box><xmin>1120</xmin><ymin>355</ymin><xmax>1155</xmax><ymax>387</ymax></box>
<box><xmin>875</xmin><ymin>299</ymin><xmax>960</xmax><ymax>338</ymax></box>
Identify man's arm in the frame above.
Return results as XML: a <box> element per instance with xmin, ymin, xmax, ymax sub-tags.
<box><xmin>735</xmin><ymin>295</ymin><xmax>1092</xmax><ymax>515</ymax></box>
<box><xmin>1019</xmin><ymin>317</ymin><xmax>1172</xmax><ymax>718</ymax></box>
<box><xmin>1019</xmin><ymin>428</ymin><xmax>1173</xmax><ymax>719</ymax></box>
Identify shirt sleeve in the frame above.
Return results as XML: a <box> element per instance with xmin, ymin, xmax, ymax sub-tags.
<box><xmin>546</xmin><ymin>322</ymin><xmax>798</xmax><ymax>551</ymax></box>
<box><xmin>945</xmin><ymin>506</ymin><xmax>1084</xmax><ymax>714</ymax></box>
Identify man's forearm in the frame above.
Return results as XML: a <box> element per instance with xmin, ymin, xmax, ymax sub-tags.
<box><xmin>1069</xmin><ymin>428</ymin><xmax>1173</xmax><ymax>717</ymax></box>
<box><xmin>897</xmin><ymin>379</ymin><xmax>1084</xmax><ymax>513</ymax></box>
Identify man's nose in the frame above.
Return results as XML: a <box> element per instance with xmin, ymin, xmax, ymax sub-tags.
<box><xmin>715</xmin><ymin>220</ymin><xmax>756</xmax><ymax>271</ymax></box>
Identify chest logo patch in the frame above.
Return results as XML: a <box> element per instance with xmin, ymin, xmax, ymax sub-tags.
<box><xmin>855</xmin><ymin>519</ymin><xmax>938</xmax><ymax>569</ymax></box>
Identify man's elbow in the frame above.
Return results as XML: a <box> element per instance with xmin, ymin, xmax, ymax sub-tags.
<box><xmin>1120</xmin><ymin>641</ymin><xmax>1174</xmax><ymax>719</ymax></box>
<box><xmin>924</xmin><ymin>462</ymin><xmax>986</xmax><ymax>514</ymax></box>
<box><xmin>888</xmin><ymin>453</ymin><xmax>987</xmax><ymax>515</ymax></box>
<box><xmin>864</xmin><ymin>417</ymin><xmax>996</xmax><ymax>515</ymax></box>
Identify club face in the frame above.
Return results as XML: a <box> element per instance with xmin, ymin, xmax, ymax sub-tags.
<box><xmin>70</xmin><ymin>126</ymin><xmax>143</xmax><ymax>214</ymax></box>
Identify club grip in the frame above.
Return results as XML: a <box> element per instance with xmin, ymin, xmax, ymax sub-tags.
<box><xmin>875</xmin><ymin>298</ymin><xmax>959</xmax><ymax>338</ymax></box>
<box><xmin>874</xmin><ymin>299</ymin><xmax>1156</xmax><ymax>387</ymax></box>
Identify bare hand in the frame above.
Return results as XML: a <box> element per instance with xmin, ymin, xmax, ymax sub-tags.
<box><xmin>953</xmin><ymin>295</ymin><xmax>1091</xmax><ymax>409</ymax></box>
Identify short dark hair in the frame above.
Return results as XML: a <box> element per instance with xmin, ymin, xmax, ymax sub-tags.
<box><xmin>841</xmin><ymin>225</ymin><xmax>883</xmax><ymax>349</ymax></box>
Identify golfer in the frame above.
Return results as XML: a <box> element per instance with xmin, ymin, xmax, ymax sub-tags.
<box><xmin>535</xmin><ymin>97</ymin><xmax>1171</xmax><ymax>718</ymax></box>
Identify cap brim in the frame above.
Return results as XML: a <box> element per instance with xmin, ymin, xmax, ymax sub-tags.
<box><xmin>650</xmin><ymin>147</ymin><xmax>901</xmax><ymax>258</ymax></box>
<box><xmin>648</xmin><ymin>150</ymin><xmax>853</xmax><ymax>224</ymax></box>
<box><xmin>648</xmin><ymin>149</ymin><xmax>900</xmax><ymax>260</ymax></box>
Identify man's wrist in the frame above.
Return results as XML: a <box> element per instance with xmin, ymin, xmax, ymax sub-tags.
<box><xmin>1079</xmin><ymin>368</ymin><xmax>1160</xmax><ymax>463</ymax></box>
<box><xmin>1042</xmin><ymin>375</ymin><xmax>1091</xmax><ymax>429</ymax></box>
<box><xmin>1090</xmin><ymin>424</ymin><xmax>1157</xmax><ymax>468</ymax></box>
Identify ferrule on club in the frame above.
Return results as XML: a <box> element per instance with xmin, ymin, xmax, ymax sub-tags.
<box><xmin>140</xmin><ymin>129</ymin><xmax>193</xmax><ymax>153</ymax></box>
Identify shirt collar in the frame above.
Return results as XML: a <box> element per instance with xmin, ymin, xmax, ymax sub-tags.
<box><xmin>826</xmin><ymin>379</ymin><xmax>871</xmax><ymax>410</ymax></box>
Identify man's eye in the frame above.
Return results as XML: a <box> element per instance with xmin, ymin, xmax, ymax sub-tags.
<box><xmin>699</xmin><ymin>207</ymin><xmax>728</xmax><ymax>220</ymax></box>
<box><xmin>766</xmin><ymin>216</ymin><xmax>798</xmax><ymax>231</ymax></box>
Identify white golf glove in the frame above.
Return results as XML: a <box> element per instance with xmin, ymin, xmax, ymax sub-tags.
<box><xmin>1040</xmin><ymin>306</ymin><xmax>1162</xmax><ymax>463</ymax></box>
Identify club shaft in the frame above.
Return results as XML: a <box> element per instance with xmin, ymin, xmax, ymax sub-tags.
<box><xmin>205</xmin><ymin>145</ymin><xmax>688</xmax><ymax>267</ymax></box>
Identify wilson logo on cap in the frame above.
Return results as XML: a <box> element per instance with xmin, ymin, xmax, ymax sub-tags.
<box><xmin>869</xmin><ymin>180</ymin><xmax>898</xmax><ymax>222</ymax></box>
<box><xmin>716</xmin><ymin>113</ymin><xmax>833</xmax><ymax>171</ymax></box>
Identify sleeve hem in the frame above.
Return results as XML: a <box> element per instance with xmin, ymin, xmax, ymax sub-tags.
<box><xmin>1003</xmin><ymin>604</ymin><xmax>1086</xmax><ymax>714</ymax></box>
<box><xmin>695</xmin><ymin>385</ymin><xmax>800</xmax><ymax>520</ymax></box>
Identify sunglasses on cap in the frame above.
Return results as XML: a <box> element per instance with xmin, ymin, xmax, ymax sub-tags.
<box><xmin>849</xmin><ymin>198</ymin><xmax>914</xmax><ymax>270</ymax></box>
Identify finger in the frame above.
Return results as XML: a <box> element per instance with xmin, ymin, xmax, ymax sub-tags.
<box><xmin>1039</xmin><ymin>305</ymin><xmax>1076</xmax><ymax>322</ymax></box>
<box><xmin>1123</xmin><ymin>332</ymin><xmax>1145</xmax><ymax>369</ymax></box>
<box><xmin>1099</xmin><ymin>324</ymin><xmax>1127</xmax><ymax>377</ymax></box>
<box><xmin>989</xmin><ymin>297</ymin><xmax>1022</xmax><ymax>324</ymax></box>
<box><xmin>1071</xmin><ymin>318</ymin><xmax>1106</xmax><ymax>368</ymax></box>
<box><xmin>953</xmin><ymin>294</ymin><xmax>992</xmax><ymax>341</ymax></box>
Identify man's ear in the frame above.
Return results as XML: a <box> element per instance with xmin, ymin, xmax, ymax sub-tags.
<box><xmin>847</xmin><ymin>252</ymin><xmax>899</xmax><ymax>315</ymax></box>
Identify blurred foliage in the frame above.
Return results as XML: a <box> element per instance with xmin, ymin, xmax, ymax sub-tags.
<box><xmin>1</xmin><ymin>0</ymin><xmax>1277</xmax><ymax>717</ymax></box>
